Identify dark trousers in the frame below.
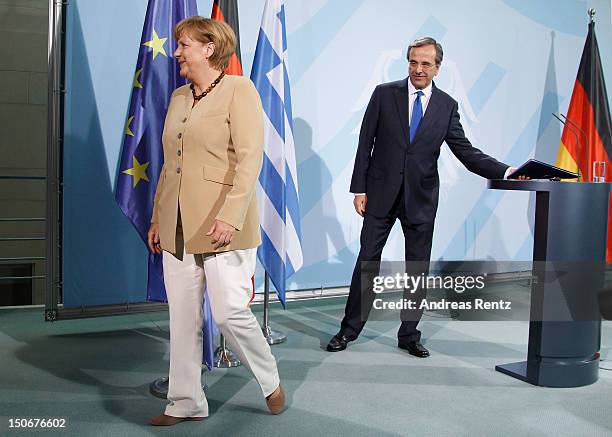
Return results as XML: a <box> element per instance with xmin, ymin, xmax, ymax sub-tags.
<box><xmin>340</xmin><ymin>188</ymin><xmax>435</xmax><ymax>343</ymax></box>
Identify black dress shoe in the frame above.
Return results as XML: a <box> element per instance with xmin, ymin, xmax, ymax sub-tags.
<box><xmin>326</xmin><ymin>333</ymin><xmax>354</xmax><ymax>352</ymax></box>
<box><xmin>398</xmin><ymin>341</ymin><xmax>430</xmax><ymax>358</ymax></box>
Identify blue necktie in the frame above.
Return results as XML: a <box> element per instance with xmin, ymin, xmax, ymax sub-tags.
<box><xmin>410</xmin><ymin>90</ymin><xmax>424</xmax><ymax>142</ymax></box>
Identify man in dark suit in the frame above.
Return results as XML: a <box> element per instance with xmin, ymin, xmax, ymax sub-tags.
<box><xmin>327</xmin><ymin>37</ymin><xmax>516</xmax><ymax>357</ymax></box>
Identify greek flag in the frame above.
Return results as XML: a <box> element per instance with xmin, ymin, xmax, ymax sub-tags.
<box><xmin>250</xmin><ymin>0</ymin><xmax>302</xmax><ymax>306</ymax></box>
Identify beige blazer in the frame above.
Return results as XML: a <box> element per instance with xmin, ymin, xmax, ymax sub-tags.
<box><xmin>152</xmin><ymin>75</ymin><xmax>263</xmax><ymax>255</ymax></box>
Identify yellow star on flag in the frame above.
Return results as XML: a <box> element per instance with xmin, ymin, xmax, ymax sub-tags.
<box><xmin>133</xmin><ymin>68</ymin><xmax>143</xmax><ymax>89</ymax></box>
<box><xmin>122</xmin><ymin>156</ymin><xmax>150</xmax><ymax>188</ymax></box>
<box><xmin>143</xmin><ymin>30</ymin><xmax>168</xmax><ymax>60</ymax></box>
<box><xmin>125</xmin><ymin>115</ymin><xmax>135</xmax><ymax>136</ymax></box>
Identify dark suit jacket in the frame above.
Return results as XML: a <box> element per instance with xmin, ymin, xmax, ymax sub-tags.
<box><xmin>350</xmin><ymin>78</ymin><xmax>509</xmax><ymax>222</ymax></box>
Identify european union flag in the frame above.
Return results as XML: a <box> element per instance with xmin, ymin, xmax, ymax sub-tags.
<box><xmin>115</xmin><ymin>0</ymin><xmax>217</xmax><ymax>370</ymax></box>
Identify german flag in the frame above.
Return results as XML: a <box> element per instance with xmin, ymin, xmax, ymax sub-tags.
<box><xmin>555</xmin><ymin>19</ymin><xmax>612</xmax><ymax>261</ymax></box>
<box><xmin>211</xmin><ymin>0</ymin><xmax>243</xmax><ymax>75</ymax></box>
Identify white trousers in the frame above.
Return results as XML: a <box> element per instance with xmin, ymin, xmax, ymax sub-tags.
<box><xmin>162</xmin><ymin>248</ymin><xmax>280</xmax><ymax>418</ymax></box>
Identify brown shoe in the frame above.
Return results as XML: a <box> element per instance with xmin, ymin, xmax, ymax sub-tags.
<box><xmin>150</xmin><ymin>413</ymin><xmax>205</xmax><ymax>426</ymax></box>
<box><xmin>266</xmin><ymin>385</ymin><xmax>286</xmax><ymax>414</ymax></box>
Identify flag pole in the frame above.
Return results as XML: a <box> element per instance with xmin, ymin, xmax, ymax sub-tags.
<box><xmin>210</xmin><ymin>0</ymin><xmax>243</xmax><ymax>368</ymax></box>
<box><xmin>261</xmin><ymin>271</ymin><xmax>287</xmax><ymax>344</ymax></box>
<box><xmin>252</xmin><ymin>0</ymin><xmax>300</xmax><ymax>344</ymax></box>
<box><xmin>587</xmin><ymin>7</ymin><xmax>595</xmax><ymax>176</ymax></box>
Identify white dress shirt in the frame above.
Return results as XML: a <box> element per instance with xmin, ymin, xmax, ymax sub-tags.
<box><xmin>408</xmin><ymin>79</ymin><xmax>433</xmax><ymax>122</ymax></box>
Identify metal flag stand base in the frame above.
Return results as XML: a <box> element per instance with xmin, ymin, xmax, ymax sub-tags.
<box><xmin>149</xmin><ymin>336</ymin><xmax>239</xmax><ymax>399</ymax></box>
<box><xmin>150</xmin><ymin>332</ymin><xmax>239</xmax><ymax>399</ymax></box>
<box><xmin>261</xmin><ymin>272</ymin><xmax>287</xmax><ymax>345</ymax></box>
<box><xmin>214</xmin><ymin>334</ymin><xmax>241</xmax><ymax>368</ymax></box>
<box><xmin>149</xmin><ymin>376</ymin><xmax>170</xmax><ymax>399</ymax></box>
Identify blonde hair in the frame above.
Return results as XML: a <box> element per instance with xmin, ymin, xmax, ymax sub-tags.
<box><xmin>174</xmin><ymin>16</ymin><xmax>236</xmax><ymax>71</ymax></box>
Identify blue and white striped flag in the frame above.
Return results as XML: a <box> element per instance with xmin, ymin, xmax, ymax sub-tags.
<box><xmin>250</xmin><ymin>0</ymin><xmax>302</xmax><ymax>306</ymax></box>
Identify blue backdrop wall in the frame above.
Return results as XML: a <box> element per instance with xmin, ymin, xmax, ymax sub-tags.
<box><xmin>63</xmin><ymin>0</ymin><xmax>612</xmax><ymax>307</ymax></box>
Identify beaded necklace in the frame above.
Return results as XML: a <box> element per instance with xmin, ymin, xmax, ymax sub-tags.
<box><xmin>190</xmin><ymin>71</ymin><xmax>225</xmax><ymax>102</ymax></box>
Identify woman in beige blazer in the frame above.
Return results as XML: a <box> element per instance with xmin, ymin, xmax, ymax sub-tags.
<box><xmin>147</xmin><ymin>17</ymin><xmax>284</xmax><ymax>426</ymax></box>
